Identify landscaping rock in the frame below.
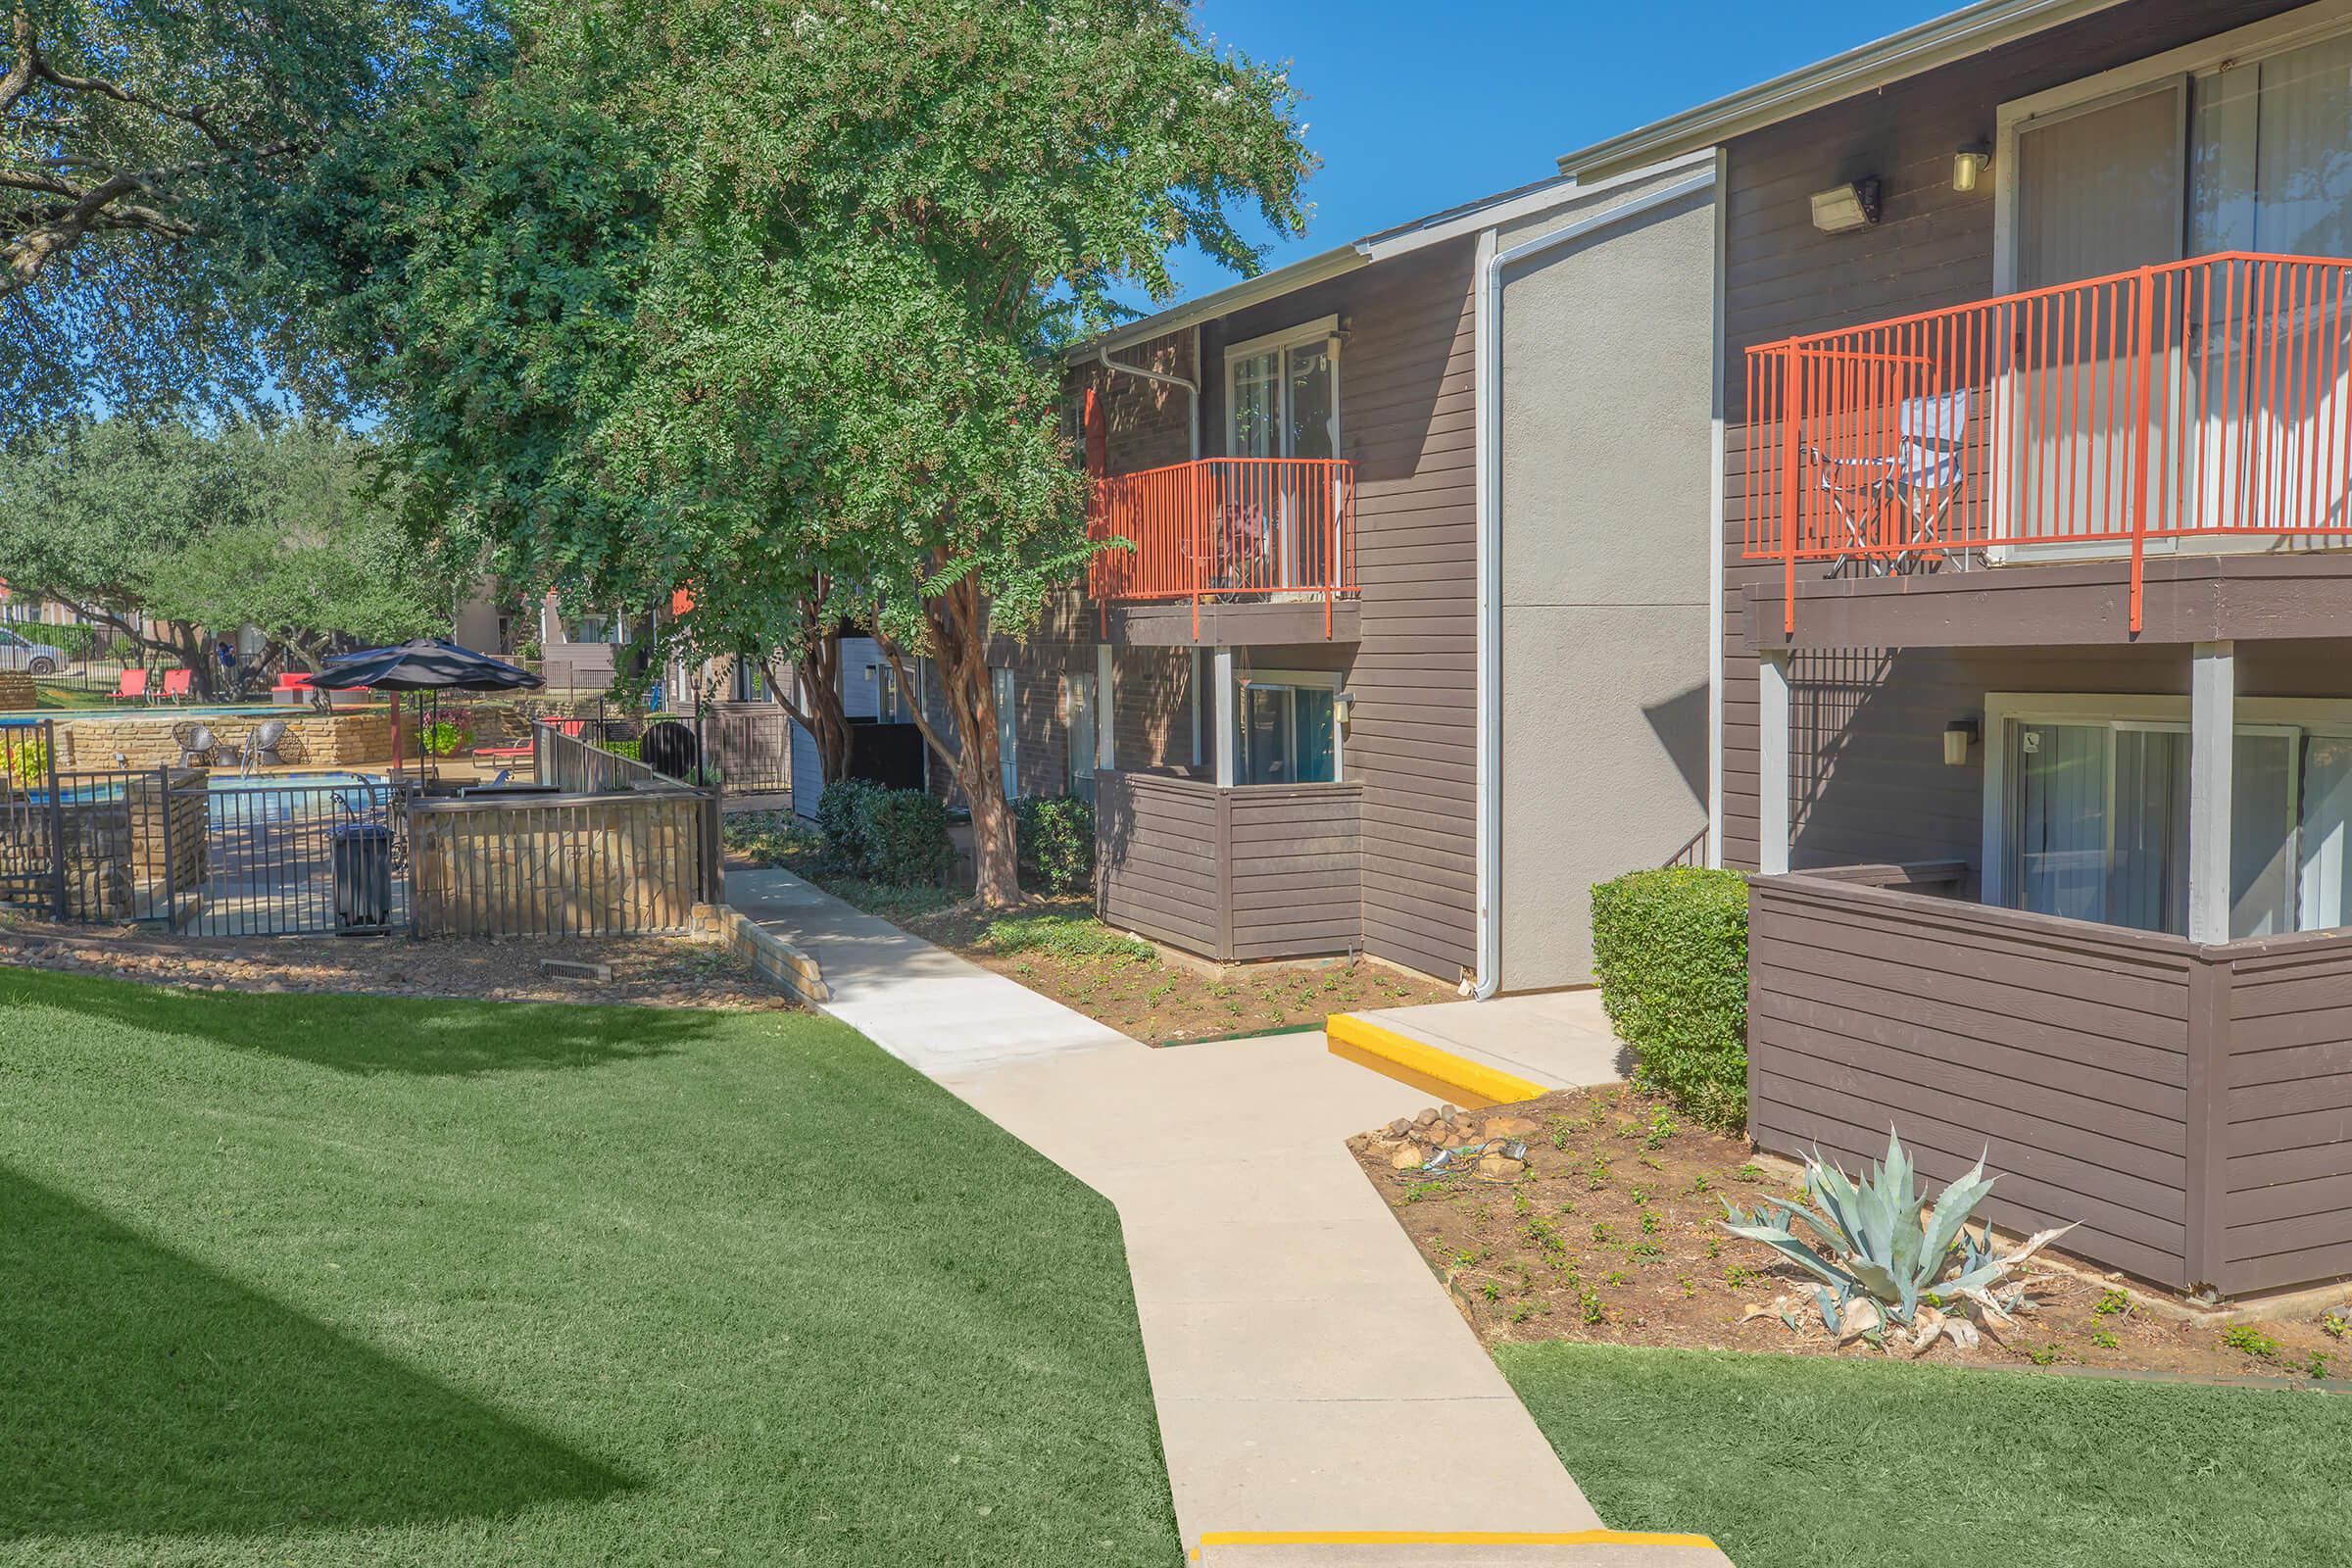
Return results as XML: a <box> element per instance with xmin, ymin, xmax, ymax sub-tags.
<box><xmin>1386</xmin><ymin>1118</ymin><xmax>1412</xmax><ymax>1138</ymax></box>
<box><xmin>1391</xmin><ymin>1144</ymin><xmax>1428</xmax><ymax>1170</ymax></box>
<box><xmin>1413</xmin><ymin>1107</ymin><xmax>1439</xmax><ymax>1127</ymax></box>
<box><xmin>1478</xmin><ymin>1154</ymin><xmax>1526</xmax><ymax>1180</ymax></box>
<box><xmin>1485</xmin><ymin>1115</ymin><xmax>1542</xmax><ymax>1138</ymax></box>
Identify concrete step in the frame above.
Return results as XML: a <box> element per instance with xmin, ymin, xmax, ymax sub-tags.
<box><xmin>1194</xmin><ymin>1529</ymin><xmax>1734</xmax><ymax>1566</ymax></box>
<box><xmin>1325</xmin><ymin>992</ymin><xmax>1632</xmax><ymax>1108</ymax></box>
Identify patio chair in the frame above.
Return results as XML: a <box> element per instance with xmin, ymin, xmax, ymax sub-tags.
<box><xmin>1807</xmin><ymin>389</ymin><xmax>1971</xmax><ymax>576</ymax></box>
<box><xmin>111</xmin><ymin>667</ymin><xmax>148</xmax><ymax>703</ymax></box>
<box><xmin>238</xmin><ymin>719</ymin><xmax>289</xmax><ymax>777</ymax></box>
<box><xmin>172</xmin><ymin>721</ymin><xmax>220</xmax><ymax>767</ymax></box>
<box><xmin>158</xmin><ymin>668</ymin><xmax>194</xmax><ymax>703</ymax></box>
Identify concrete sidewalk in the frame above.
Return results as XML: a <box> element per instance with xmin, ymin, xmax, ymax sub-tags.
<box><xmin>726</xmin><ymin>865</ymin><xmax>1730</xmax><ymax>1566</ymax></box>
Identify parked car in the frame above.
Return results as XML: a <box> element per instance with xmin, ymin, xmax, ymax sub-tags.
<box><xmin>0</xmin><ymin>626</ymin><xmax>66</xmax><ymax>676</ymax></box>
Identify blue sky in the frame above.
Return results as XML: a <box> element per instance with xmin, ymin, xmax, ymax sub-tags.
<box><xmin>1147</xmin><ymin>0</ymin><xmax>1953</xmax><ymax>304</ymax></box>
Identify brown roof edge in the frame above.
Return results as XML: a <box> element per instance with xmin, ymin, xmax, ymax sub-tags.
<box><xmin>1554</xmin><ymin>0</ymin><xmax>2130</xmax><ymax>181</ymax></box>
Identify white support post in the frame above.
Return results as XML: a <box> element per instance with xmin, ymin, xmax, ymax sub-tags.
<box><xmin>1212</xmin><ymin>647</ymin><xmax>1236</xmax><ymax>788</ymax></box>
<box><xmin>1095</xmin><ymin>644</ymin><xmax>1114</xmax><ymax>772</ymax></box>
<box><xmin>2189</xmin><ymin>640</ymin><xmax>2236</xmax><ymax>946</ymax></box>
<box><xmin>1757</xmin><ymin>652</ymin><xmax>1791</xmax><ymax>876</ymax></box>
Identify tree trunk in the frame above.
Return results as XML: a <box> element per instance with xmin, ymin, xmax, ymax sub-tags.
<box><xmin>909</xmin><ymin>574</ymin><xmax>1017</xmax><ymax>908</ymax></box>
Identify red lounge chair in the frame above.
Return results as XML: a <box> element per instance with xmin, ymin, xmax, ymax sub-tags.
<box><xmin>111</xmin><ymin>668</ymin><xmax>149</xmax><ymax>703</ymax></box>
<box><xmin>558</xmin><ymin>719</ymin><xmax>585</xmax><ymax>739</ymax></box>
<box><xmin>159</xmin><ymin>668</ymin><xmax>193</xmax><ymax>703</ymax></box>
<box><xmin>472</xmin><ymin>738</ymin><xmax>534</xmax><ymax>761</ymax></box>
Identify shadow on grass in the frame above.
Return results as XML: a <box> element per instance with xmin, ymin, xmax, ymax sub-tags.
<box><xmin>0</xmin><ymin>964</ymin><xmax>720</xmax><ymax>1077</ymax></box>
<box><xmin>0</xmin><ymin>1165</ymin><xmax>631</xmax><ymax>1543</ymax></box>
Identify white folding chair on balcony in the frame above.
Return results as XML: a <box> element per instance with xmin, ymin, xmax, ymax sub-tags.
<box><xmin>1808</xmin><ymin>389</ymin><xmax>1971</xmax><ymax>576</ymax></box>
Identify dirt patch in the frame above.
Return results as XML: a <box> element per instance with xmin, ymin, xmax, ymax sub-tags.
<box><xmin>0</xmin><ymin>908</ymin><xmax>794</xmax><ymax>1012</ymax></box>
<box><xmin>881</xmin><ymin>896</ymin><xmax>1455</xmax><ymax>1044</ymax></box>
<box><xmin>1351</xmin><ymin>1082</ymin><xmax>2352</xmax><ymax>1383</ymax></box>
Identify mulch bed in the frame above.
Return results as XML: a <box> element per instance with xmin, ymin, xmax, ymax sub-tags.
<box><xmin>1350</xmin><ymin>1082</ymin><xmax>2352</xmax><ymax>1384</ymax></box>
<box><xmin>0</xmin><ymin>909</ymin><xmax>794</xmax><ymax>1011</ymax></box>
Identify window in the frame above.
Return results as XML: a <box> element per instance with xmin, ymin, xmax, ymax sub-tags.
<box><xmin>1225</xmin><ymin>317</ymin><xmax>1340</xmax><ymax>460</ymax></box>
<box><xmin>1236</xmin><ymin>670</ymin><xmax>1340</xmax><ymax>786</ymax></box>
<box><xmin>731</xmin><ymin>660</ymin><xmax>768</xmax><ymax>703</ymax></box>
<box><xmin>2002</xmin><ymin>14</ymin><xmax>2352</xmax><ymax>287</ymax></box>
<box><xmin>1988</xmin><ymin>694</ymin><xmax>2352</xmax><ymax>938</ymax></box>
<box><xmin>992</xmin><ymin>666</ymin><xmax>1018</xmax><ymax>801</ymax></box>
<box><xmin>1064</xmin><ymin>671</ymin><xmax>1098</xmax><ymax>802</ymax></box>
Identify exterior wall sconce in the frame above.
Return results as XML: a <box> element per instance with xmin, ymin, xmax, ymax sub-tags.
<box><xmin>1334</xmin><ymin>689</ymin><xmax>1357</xmax><ymax>723</ymax></box>
<box><xmin>1952</xmin><ymin>143</ymin><xmax>1991</xmax><ymax>193</ymax></box>
<box><xmin>1943</xmin><ymin>718</ymin><xmax>1981</xmax><ymax>766</ymax></box>
<box><xmin>1809</xmin><ymin>179</ymin><xmax>1881</xmax><ymax>233</ymax></box>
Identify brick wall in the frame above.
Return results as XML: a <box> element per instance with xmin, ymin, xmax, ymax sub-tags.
<box><xmin>57</xmin><ymin>711</ymin><xmax>393</xmax><ymax>770</ymax></box>
<box><xmin>1066</xmin><ymin>326</ymin><xmax>1197</xmax><ymax>477</ymax></box>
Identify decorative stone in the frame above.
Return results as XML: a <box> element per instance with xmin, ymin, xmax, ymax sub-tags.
<box><xmin>1386</xmin><ymin>1118</ymin><xmax>1412</xmax><ymax>1138</ymax></box>
<box><xmin>1477</xmin><ymin>1154</ymin><xmax>1526</xmax><ymax>1180</ymax></box>
<box><xmin>1391</xmin><ymin>1144</ymin><xmax>1428</xmax><ymax>1170</ymax></box>
<box><xmin>1412</xmin><ymin>1107</ymin><xmax>1439</xmax><ymax>1127</ymax></box>
<box><xmin>1485</xmin><ymin>1115</ymin><xmax>1542</xmax><ymax>1138</ymax></box>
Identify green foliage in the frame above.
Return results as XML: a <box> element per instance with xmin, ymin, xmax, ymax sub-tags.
<box><xmin>0</xmin><ymin>417</ymin><xmax>459</xmax><ymax>674</ymax></box>
<box><xmin>420</xmin><ymin>721</ymin><xmax>473</xmax><ymax>759</ymax></box>
<box><xmin>2221</xmin><ymin>1325</ymin><xmax>2279</xmax><ymax>1360</ymax></box>
<box><xmin>1591</xmin><ymin>868</ymin><xmax>1750</xmax><ymax>1132</ymax></box>
<box><xmin>814</xmin><ymin>780</ymin><xmax>951</xmax><ymax>888</ymax></box>
<box><xmin>982</xmin><ymin>915</ymin><xmax>1152</xmax><ymax>964</ymax></box>
<box><xmin>1721</xmin><ymin>1132</ymin><xmax>2071</xmax><ymax>1351</ymax></box>
<box><xmin>1</xmin><ymin>0</ymin><xmax>490</xmax><ymax>431</ymax></box>
<box><xmin>1014</xmin><ymin>796</ymin><xmax>1096</xmax><ymax>896</ymax></box>
<box><xmin>600</xmin><ymin>739</ymin><xmax>642</xmax><ymax>763</ymax></box>
<box><xmin>3</xmin><ymin>735</ymin><xmax>49</xmax><ymax>791</ymax></box>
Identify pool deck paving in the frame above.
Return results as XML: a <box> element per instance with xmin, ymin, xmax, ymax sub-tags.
<box><xmin>725</xmin><ymin>864</ymin><xmax>1732</xmax><ymax>1567</ymax></box>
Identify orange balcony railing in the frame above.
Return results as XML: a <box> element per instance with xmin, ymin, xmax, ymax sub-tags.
<box><xmin>1087</xmin><ymin>457</ymin><xmax>1356</xmax><ymax>636</ymax></box>
<box><xmin>1745</xmin><ymin>252</ymin><xmax>2352</xmax><ymax>632</ymax></box>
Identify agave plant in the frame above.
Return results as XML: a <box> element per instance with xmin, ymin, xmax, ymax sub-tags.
<box><xmin>1721</xmin><ymin>1131</ymin><xmax>2073</xmax><ymax>1354</ymax></box>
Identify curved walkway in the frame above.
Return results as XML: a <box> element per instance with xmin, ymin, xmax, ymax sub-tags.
<box><xmin>726</xmin><ymin>865</ymin><xmax>1731</xmax><ymax>1567</ymax></box>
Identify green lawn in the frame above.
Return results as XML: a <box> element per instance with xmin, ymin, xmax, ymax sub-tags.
<box><xmin>0</xmin><ymin>966</ymin><xmax>1177</xmax><ymax>1566</ymax></box>
<box><xmin>1500</xmin><ymin>1342</ymin><xmax>2352</xmax><ymax>1567</ymax></box>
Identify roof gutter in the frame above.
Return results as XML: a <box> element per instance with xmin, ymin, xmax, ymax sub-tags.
<box><xmin>1553</xmin><ymin>0</ymin><xmax>2129</xmax><ymax>181</ymax></box>
<box><xmin>1068</xmin><ymin>244</ymin><xmax>1369</xmax><ymax>362</ymax></box>
<box><xmin>1472</xmin><ymin>169</ymin><xmax>1718</xmax><ymax>1001</ymax></box>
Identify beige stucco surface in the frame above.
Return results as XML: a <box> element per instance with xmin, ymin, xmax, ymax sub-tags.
<box><xmin>1496</xmin><ymin>184</ymin><xmax>1715</xmax><ymax>989</ymax></box>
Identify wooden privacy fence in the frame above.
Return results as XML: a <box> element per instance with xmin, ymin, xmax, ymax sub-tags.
<box><xmin>1748</xmin><ymin>870</ymin><xmax>2352</xmax><ymax>1298</ymax></box>
<box><xmin>402</xmin><ymin>718</ymin><xmax>722</xmax><ymax>939</ymax></box>
<box><xmin>1095</xmin><ymin>770</ymin><xmax>1361</xmax><ymax>962</ymax></box>
<box><xmin>408</xmin><ymin>790</ymin><xmax>713</xmax><ymax>938</ymax></box>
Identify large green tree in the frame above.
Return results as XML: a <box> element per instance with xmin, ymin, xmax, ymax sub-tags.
<box><xmin>295</xmin><ymin>0</ymin><xmax>1311</xmax><ymax>904</ymax></box>
<box><xmin>0</xmin><ymin>0</ymin><xmax>490</xmax><ymax>430</ymax></box>
<box><xmin>0</xmin><ymin>416</ymin><xmax>460</xmax><ymax>688</ymax></box>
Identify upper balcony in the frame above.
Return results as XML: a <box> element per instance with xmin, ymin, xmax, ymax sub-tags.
<box><xmin>1087</xmin><ymin>457</ymin><xmax>1357</xmax><ymax>641</ymax></box>
<box><xmin>1743</xmin><ymin>253</ymin><xmax>2352</xmax><ymax>646</ymax></box>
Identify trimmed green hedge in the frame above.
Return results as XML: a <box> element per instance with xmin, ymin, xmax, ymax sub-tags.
<box><xmin>1014</xmin><ymin>795</ymin><xmax>1095</xmax><ymax>895</ymax></box>
<box><xmin>814</xmin><ymin>778</ymin><xmax>954</xmax><ymax>887</ymax></box>
<box><xmin>1591</xmin><ymin>867</ymin><xmax>1749</xmax><ymax>1133</ymax></box>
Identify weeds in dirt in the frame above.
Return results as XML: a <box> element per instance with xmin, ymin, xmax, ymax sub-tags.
<box><xmin>2222</xmin><ymin>1325</ymin><xmax>2280</xmax><ymax>1360</ymax></box>
<box><xmin>2093</xmin><ymin>1289</ymin><xmax>2132</xmax><ymax>1317</ymax></box>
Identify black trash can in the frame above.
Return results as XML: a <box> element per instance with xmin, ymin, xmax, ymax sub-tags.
<box><xmin>331</xmin><ymin>822</ymin><xmax>394</xmax><ymax>928</ymax></box>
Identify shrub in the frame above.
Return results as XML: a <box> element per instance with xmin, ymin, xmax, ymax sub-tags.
<box><xmin>858</xmin><ymin>788</ymin><xmax>955</xmax><ymax>887</ymax></box>
<box><xmin>814</xmin><ymin>779</ymin><xmax>952</xmax><ymax>886</ymax></box>
<box><xmin>420</xmin><ymin>719</ymin><xmax>473</xmax><ymax>757</ymax></box>
<box><xmin>3</xmin><ymin>736</ymin><xmax>49</xmax><ymax>790</ymax></box>
<box><xmin>813</xmin><ymin>778</ymin><xmax>884</xmax><ymax>875</ymax></box>
<box><xmin>1014</xmin><ymin>795</ymin><xmax>1095</xmax><ymax>895</ymax></box>
<box><xmin>1591</xmin><ymin>867</ymin><xmax>1749</xmax><ymax>1132</ymax></box>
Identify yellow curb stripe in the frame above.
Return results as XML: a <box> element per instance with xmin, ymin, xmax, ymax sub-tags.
<box><xmin>1198</xmin><ymin>1528</ymin><xmax>1721</xmax><ymax>1549</ymax></box>
<box><xmin>1324</xmin><ymin>1012</ymin><xmax>1546</xmax><ymax>1110</ymax></box>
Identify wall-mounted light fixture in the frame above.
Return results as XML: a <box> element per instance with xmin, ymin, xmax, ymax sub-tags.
<box><xmin>1809</xmin><ymin>178</ymin><xmax>1882</xmax><ymax>233</ymax></box>
<box><xmin>1334</xmin><ymin>689</ymin><xmax>1357</xmax><ymax>724</ymax></box>
<box><xmin>1942</xmin><ymin>717</ymin><xmax>1981</xmax><ymax>767</ymax></box>
<box><xmin>1952</xmin><ymin>143</ymin><xmax>1991</xmax><ymax>193</ymax></box>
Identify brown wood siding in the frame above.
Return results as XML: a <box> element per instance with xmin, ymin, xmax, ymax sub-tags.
<box><xmin>1200</xmin><ymin>242</ymin><xmax>1480</xmax><ymax>980</ymax></box>
<box><xmin>1098</xmin><ymin>771</ymin><xmax>1222</xmax><ymax>956</ymax></box>
<box><xmin>1097</xmin><ymin>770</ymin><xmax>1362</xmax><ymax>962</ymax></box>
<box><xmin>1228</xmin><ymin>783</ymin><xmax>1363</xmax><ymax>960</ymax></box>
<box><xmin>2221</xmin><ymin>930</ymin><xmax>2352</xmax><ymax>1294</ymax></box>
<box><xmin>1046</xmin><ymin>241</ymin><xmax>1479</xmax><ymax>979</ymax></box>
<box><xmin>1719</xmin><ymin>0</ymin><xmax>2318</xmax><ymax>871</ymax></box>
<box><xmin>1749</xmin><ymin>875</ymin><xmax>2196</xmax><ymax>1287</ymax></box>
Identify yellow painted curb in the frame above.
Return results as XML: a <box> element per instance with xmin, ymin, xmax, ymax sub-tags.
<box><xmin>1325</xmin><ymin>1012</ymin><xmax>1546</xmax><ymax>1109</ymax></box>
<box><xmin>1197</xmin><ymin>1528</ymin><xmax>1722</xmax><ymax>1549</ymax></box>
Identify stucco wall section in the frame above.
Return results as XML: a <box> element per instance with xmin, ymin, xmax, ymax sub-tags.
<box><xmin>1497</xmin><ymin>180</ymin><xmax>1715</xmax><ymax>988</ymax></box>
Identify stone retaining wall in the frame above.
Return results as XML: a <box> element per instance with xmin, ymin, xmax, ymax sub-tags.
<box><xmin>57</xmin><ymin>710</ymin><xmax>393</xmax><ymax>770</ymax></box>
